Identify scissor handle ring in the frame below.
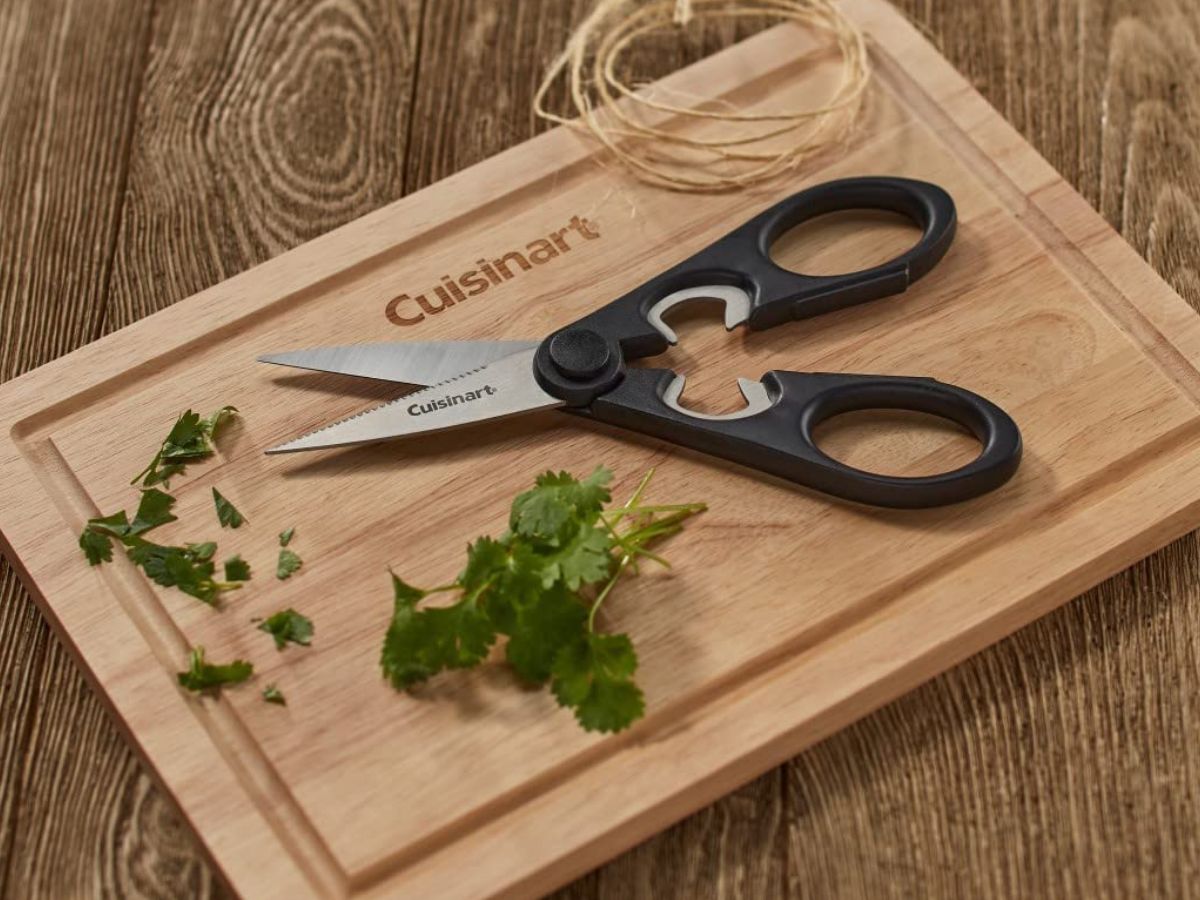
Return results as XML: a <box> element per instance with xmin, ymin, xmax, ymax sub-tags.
<box><xmin>786</xmin><ymin>372</ymin><xmax>1022</xmax><ymax>507</ymax></box>
<box><xmin>730</xmin><ymin>176</ymin><xmax>958</xmax><ymax>328</ymax></box>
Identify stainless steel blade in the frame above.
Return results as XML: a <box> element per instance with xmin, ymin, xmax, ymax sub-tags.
<box><xmin>258</xmin><ymin>340</ymin><xmax>540</xmax><ymax>385</ymax></box>
<box><xmin>265</xmin><ymin>348</ymin><xmax>561</xmax><ymax>454</ymax></box>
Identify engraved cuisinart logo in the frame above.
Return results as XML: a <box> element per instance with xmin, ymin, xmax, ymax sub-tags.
<box><xmin>407</xmin><ymin>385</ymin><xmax>497</xmax><ymax>416</ymax></box>
<box><xmin>385</xmin><ymin>215</ymin><xmax>601</xmax><ymax>326</ymax></box>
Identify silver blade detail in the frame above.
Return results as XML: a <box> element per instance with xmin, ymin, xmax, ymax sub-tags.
<box><xmin>258</xmin><ymin>340</ymin><xmax>540</xmax><ymax>385</ymax></box>
<box><xmin>265</xmin><ymin>348</ymin><xmax>561</xmax><ymax>454</ymax></box>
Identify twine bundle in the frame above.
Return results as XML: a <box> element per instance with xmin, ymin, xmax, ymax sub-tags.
<box><xmin>533</xmin><ymin>0</ymin><xmax>870</xmax><ymax>192</ymax></box>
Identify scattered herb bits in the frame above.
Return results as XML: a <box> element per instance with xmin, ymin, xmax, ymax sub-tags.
<box><xmin>177</xmin><ymin>646</ymin><xmax>253</xmax><ymax>693</ymax></box>
<box><xmin>132</xmin><ymin>406</ymin><xmax>238</xmax><ymax>487</ymax></box>
<box><xmin>257</xmin><ymin>608</ymin><xmax>313</xmax><ymax>649</ymax></box>
<box><xmin>275</xmin><ymin>528</ymin><xmax>301</xmax><ymax>579</ymax></box>
<box><xmin>381</xmin><ymin>466</ymin><xmax>704</xmax><ymax>733</ymax></box>
<box><xmin>212</xmin><ymin>487</ymin><xmax>246</xmax><ymax>528</ymax></box>
<box><xmin>262</xmin><ymin>685</ymin><xmax>286</xmax><ymax>706</ymax></box>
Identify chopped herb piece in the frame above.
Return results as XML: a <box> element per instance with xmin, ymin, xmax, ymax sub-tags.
<box><xmin>278</xmin><ymin>527</ymin><xmax>295</xmax><ymax>547</ymax></box>
<box><xmin>382</xmin><ymin>466</ymin><xmax>704</xmax><ymax>733</ymax></box>
<box><xmin>79</xmin><ymin>529</ymin><xmax>113</xmax><ymax>566</ymax></box>
<box><xmin>131</xmin><ymin>489</ymin><xmax>177</xmax><ymax>533</ymax></box>
<box><xmin>187</xmin><ymin>541</ymin><xmax>217</xmax><ymax>561</ymax></box>
<box><xmin>78</xmin><ymin>490</ymin><xmax>177</xmax><ymax>566</ymax></box>
<box><xmin>276</xmin><ymin>548</ymin><xmax>302</xmax><ymax>580</ymax></box>
<box><xmin>224</xmin><ymin>555</ymin><xmax>251</xmax><ymax>582</ymax></box>
<box><xmin>176</xmin><ymin>646</ymin><xmax>253</xmax><ymax>693</ymax></box>
<box><xmin>125</xmin><ymin>537</ymin><xmax>241</xmax><ymax>605</ymax></box>
<box><xmin>203</xmin><ymin>405</ymin><xmax>238</xmax><ymax>439</ymax></box>
<box><xmin>212</xmin><ymin>487</ymin><xmax>246</xmax><ymax>529</ymax></box>
<box><xmin>262</xmin><ymin>684</ymin><xmax>286</xmax><ymax>705</ymax></box>
<box><xmin>258</xmin><ymin>608</ymin><xmax>313</xmax><ymax>649</ymax></box>
<box><xmin>86</xmin><ymin>510</ymin><xmax>134</xmax><ymax>538</ymax></box>
<box><xmin>131</xmin><ymin>406</ymin><xmax>239</xmax><ymax>487</ymax></box>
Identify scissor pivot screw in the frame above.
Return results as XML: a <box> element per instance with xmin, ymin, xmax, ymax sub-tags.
<box><xmin>548</xmin><ymin>328</ymin><xmax>612</xmax><ymax>379</ymax></box>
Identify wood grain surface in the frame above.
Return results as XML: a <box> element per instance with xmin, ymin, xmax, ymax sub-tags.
<box><xmin>0</xmin><ymin>1</ymin><xmax>1197</xmax><ymax>897</ymax></box>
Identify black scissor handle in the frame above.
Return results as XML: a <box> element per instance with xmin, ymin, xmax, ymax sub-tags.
<box><xmin>730</xmin><ymin>176</ymin><xmax>956</xmax><ymax>329</ymax></box>
<box><xmin>536</xmin><ymin>177</ymin><xmax>957</xmax><ymax>404</ymax></box>
<box><xmin>586</xmin><ymin>368</ymin><xmax>1022</xmax><ymax>509</ymax></box>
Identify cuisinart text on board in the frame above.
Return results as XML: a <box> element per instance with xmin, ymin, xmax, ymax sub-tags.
<box><xmin>384</xmin><ymin>216</ymin><xmax>601</xmax><ymax>326</ymax></box>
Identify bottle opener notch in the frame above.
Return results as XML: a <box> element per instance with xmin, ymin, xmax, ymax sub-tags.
<box><xmin>661</xmin><ymin>375</ymin><xmax>772</xmax><ymax>421</ymax></box>
<box><xmin>646</xmin><ymin>285</ymin><xmax>752</xmax><ymax>345</ymax></box>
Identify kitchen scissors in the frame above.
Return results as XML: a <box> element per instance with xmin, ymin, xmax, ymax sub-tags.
<box><xmin>261</xmin><ymin>176</ymin><xmax>1022</xmax><ymax>509</ymax></box>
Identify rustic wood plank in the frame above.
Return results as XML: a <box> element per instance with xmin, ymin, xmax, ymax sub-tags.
<box><xmin>105</xmin><ymin>0</ymin><xmax>423</xmax><ymax>330</ymax></box>
<box><xmin>1</xmin><ymin>0</ymin><xmax>420</xmax><ymax>897</ymax></box>
<box><xmin>0</xmin><ymin>0</ymin><xmax>155</xmax><ymax>895</ymax></box>
<box><xmin>2</xmin><ymin>0</ymin><xmax>1200</xmax><ymax>897</ymax></box>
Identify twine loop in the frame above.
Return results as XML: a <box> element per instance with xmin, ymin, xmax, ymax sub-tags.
<box><xmin>534</xmin><ymin>0</ymin><xmax>870</xmax><ymax>192</ymax></box>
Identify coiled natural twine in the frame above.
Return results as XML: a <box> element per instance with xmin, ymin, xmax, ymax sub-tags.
<box><xmin>533</xmin><ymin>0</ymin><xmax>870</xmax><ymax>192</ymax></box>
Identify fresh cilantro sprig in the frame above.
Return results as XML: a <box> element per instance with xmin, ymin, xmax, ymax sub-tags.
<box><xmin>131</xmin><ymin>406</ymin><xmax>237</xmax><ymax>487</ymax></box>
<box><xmin>381</xmin><ymin>467</ymin><xmax>704</xmax><ymax>734</ymax></box>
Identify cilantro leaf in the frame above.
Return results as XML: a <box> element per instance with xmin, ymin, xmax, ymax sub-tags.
<box><xmin>86</xmin><ymin>510</ymin><xmax>133</xmax><ymax>538</ymax></box>
<box><xmin>142</xmin><ymin>462</ymin><xmax>185</xmax><ymax>488</ymax></box>
<box><xmin>538</xmin><ymin>523</ymin><xmax>613</xmax><ymax>590</ymax></box>
<box><xmin>505</xmin><ymin>583</ymin><xmax>587</xmax><ymax>683</ymax></box>
<box><xmin>224</xmin><ymin>555</ymin><xmax>251</xmax><ymax>581</ymax></box>
<box><xmin>380</xmin><ymin>574</ymin><xmax>495</xmax><ymax>689</ymax></box>
<box><xmin>203</xmin><ymin>405</ymin><xmax>238</xmax><ymax>441</ymax></box>
<box><xmin>459</xmin><ymin>536</ymin><xmax>507</xmax><ymax>594</ymax></box>
<box><xmin>276</xmin><ymin>548</ymin><xmax>302</xmax><ymax>579</ymax></box>
<box><xmin>551</xmin><ymin>632</ymin><xmax>644</xmax><ymax>733</ymax></box>
<box><xmin>79</xmin><ymin>529</ymin><xmax>113</xmax><ymax>565</ymax></box>
<box><xmin>125</xmin><ymin>537</ymin><xmax>240</xmax><ymax>605</ymax></box>
<box><xmin>78</xmin><ymin>492</ymin><xmax>176</xmax><ymax>567</ymax></box>
<box><xmin>131</xmin><ymin>488</ymin><xmax>177</xmax><ymax>534</ymax></box>
<box><xmin>510</xmin><ymin>466</ymin><xmax>611</xmax><ymax>542</ymax></box>
<box><xmin>258</xmin><ymin>608</ymin><xmax>313</xmax><ymax>650</ymax></box>
<box><xmin>176</xmin><ymin>646</ymin><xmax>253</xmax><ymax>693</ymax></box>
<box><xmin>132</xmin><ymin>406</ymin><xmax>239</xmax><ymax>487</ymax></box>
<box><xmin>263</xmin><ymin>684</ymin><xmax>286</xmax><ymax>705</ymax></box>
<box><xmin>279</xmin><ymin>527</ymin><xmax>295</xmax><ymax>547</ymax></box>
<box><xmin>187</xmin><ymin>541</ymin><xmax>217</xmax><ymax>561</ymax></box>
<box><xmin>212</xmin><ymin>487</ymin><xmax>246</xmax><ymax>528</ymax></box>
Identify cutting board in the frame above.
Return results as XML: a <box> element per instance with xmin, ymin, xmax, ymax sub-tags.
<box><xmin>4</xmin><ymin>1</ymin><xmax>1200</xmax><ymax>897</ymax></box>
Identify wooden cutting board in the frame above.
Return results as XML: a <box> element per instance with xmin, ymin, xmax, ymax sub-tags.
<box><xmin>4</xmin><ymin>1</ymin><xmax>1200</xmax><ymax>896</ymax></box>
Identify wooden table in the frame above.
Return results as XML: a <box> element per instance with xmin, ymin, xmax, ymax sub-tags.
<box><xmin>1</xmin><ymin>1</ymin><xmax>1197</xmax><ymax>896</ymax></box>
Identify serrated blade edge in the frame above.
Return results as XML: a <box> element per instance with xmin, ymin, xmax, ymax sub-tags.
<box><xmin>264</xmin><ymin>348</ymin><xmax>561</xmax><ymax>454</ymax></box>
